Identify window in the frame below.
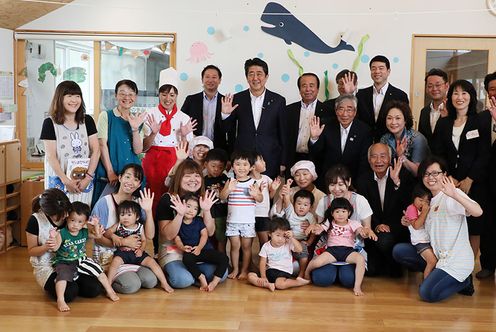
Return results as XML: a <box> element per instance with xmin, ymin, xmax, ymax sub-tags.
<box><xmin>15</xmin><ymin>31</ymin><xmax>176</xmax><ymax>169</ymax></box>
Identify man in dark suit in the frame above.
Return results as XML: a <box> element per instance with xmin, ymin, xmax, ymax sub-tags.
<box><xmin>418</xmin><ymin>69</ymin><xmax>449</xmax><ymax>149</ymax></box>
<box><xmin>286</xmin><ymin>73</ymin><xmax>332</xmax><ymax>172</ymax></box>
<box><xmin>476</xmin><ymin>71</ymin><xmax>496</xmax><ymax>279</ymax></box>
<box><xmin>355</xmin><ymin>143</ymin><xmax>414</xmax><ymax>277</ymax></box>
<box><xmin>308</xmin><ymin>94</ymin><xmax>372</xmax><ymax>189</ymax></box>
<box><xmin>220</xmin><ymin>58</ymin><xmax>286</xmax><ymax>178</ymax></box>
<box><xmin>181</xmin><ymin>65</ymin><xmax>230</xmax><ymax>150</ymax></box>
<box><xmin>356</xmin><ymin>55</ymin><xmax>409</xmax><ymax>141</ymax></box>
<box><xmin>322</xmin><ymin>69</ymin><xmax>358</xmax><ymax>114</ymax></box>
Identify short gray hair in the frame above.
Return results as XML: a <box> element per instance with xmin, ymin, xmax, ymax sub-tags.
<box><xmin>367</xmin><ymin>142</ymin><xmax>392</xmax><ymax>160</ymax></box>
<box><xmin>335</xmin><ymin>94</ymin><xmax>358</xmax><ymax>110</ymax></box>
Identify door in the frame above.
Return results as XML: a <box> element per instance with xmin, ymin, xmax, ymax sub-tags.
<box><xmin>410</xmin><ymin>35</ymin><xmax>496</xmax><ymax>126</ymax></box>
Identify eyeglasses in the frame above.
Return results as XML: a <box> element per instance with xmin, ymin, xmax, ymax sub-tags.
<box><xmin>336</xmin><ymin>108</ymin><xmax>356</xmax><ymax>114</ymax></box>
<box><xmin>423</xmin><ymin>170</ymin><xmax>443</xmax><ymax>178</ymax></box>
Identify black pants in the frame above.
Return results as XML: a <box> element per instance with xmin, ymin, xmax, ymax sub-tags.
<box><xmin>365</xmin><ymin>232</ymin><xmax>402</xmax><ymax>277</ymax></box>
<box><xmin>44</xmin><ymin>272</ymin><xmax>102</xmax><ymax>302</ymax></box>
<box><xmin>183</xmin><ymin>249</ymin><xmax>229</xmax><ymax>279</ymax></box>
<box><xmin>480</xmin><ymin>199</ymin><xmax>496</xmax><ymax>271</ymax></box>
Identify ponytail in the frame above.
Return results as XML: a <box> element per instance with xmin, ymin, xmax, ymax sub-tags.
<box><xmin>32</xmin><ymin>188</ymin><xmax>72</xmax><ymax>220</ymax></box>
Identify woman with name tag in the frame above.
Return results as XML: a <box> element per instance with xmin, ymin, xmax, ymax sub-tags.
<box><xmin>432</xmin><ymin>79</ymin><xmax>487</xmax><ymax>258</ymax></box>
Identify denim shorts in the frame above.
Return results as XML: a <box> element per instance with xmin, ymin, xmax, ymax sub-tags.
<box><xmin>414</xmin><ymin>242</ymin><xmax>432</xmax><ymax>254</ymax></box>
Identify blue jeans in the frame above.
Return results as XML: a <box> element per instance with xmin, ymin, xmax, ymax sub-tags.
<box><xmin>311</xmin><ymin>263</ymin><xmax>355</xmax><ymax>288</ymax></box>
<box><xmin>419</xmin><ymin>268</ymin><xmax>470</xmax><ymax>302</ymax></box>
<box><xmin>392</xmin><ymin>243</ymin><xmax>426</xmax><ymax>272</ymax></box>
<box><xmin>164</xmin><ymin>260</ymin><xmax>228</xmax><ymax>289</ymax></box>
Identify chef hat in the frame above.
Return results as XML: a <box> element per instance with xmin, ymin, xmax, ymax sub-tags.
<box><xmin>159</xmin><ymin>67</ymin><xmax>178</xmax><ymax>90</ymax></box>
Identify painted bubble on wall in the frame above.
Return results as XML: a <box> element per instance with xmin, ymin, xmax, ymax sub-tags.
<box><xmin>303</xmin><ymin>51</ymin><xmax>310</xmax><ymax>57</ymax></box>
<box><xmin>393</xmin><ymin>57</ymin><xmax>400</xmax><ymax>63</ymax></box>
<box><xmin>332</xmin><ymin>63</ymin><xmax>339</xmax><ymax>69</ymax></box>
<box><xmin>207</xmin><ymin>26</ymin><xmax>216</xmax><ymax>35</ymax></box>
<box><xmin>243</xmin><ymin>25</ymin><xmax>250</xmax><ymax>32</ymax></box>
<box><xmin>257</xmin><ymin>52</ymin><xmax>264</xmax><ymax>58</ymax></box>
<box><xmin>281</xmin><ymin>73</ymin><xmax>290</xmax><ymax>82</ymax></box>
<box><xmin>187</xmin><ymin>42</ymin><xmax>213</xmax><ymax>63</ymax></box>
<box><xmin>235</xmin><ymin>84</ymin><xmax>244</xmax><ymax>92</ymax></box>
<box><xmin>361</xmin><ymin>54</ymin><xmax>370</xmax><ymax>63</ymax></box>
<box><xmin>180</xmin><ymin>72</ymin><xmax>189</xmax><ymax>81</ymax></box>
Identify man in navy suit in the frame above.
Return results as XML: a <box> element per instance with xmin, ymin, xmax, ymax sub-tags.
<box><xmin>418</xmin><ymin>69</ymin><xmax>449</xmax><ymax>150</ymax></box>
<box><xmin>181</xmin><ymin>65</ymin><xmax>230</xmax><ymax>150</ymax></box>
<box><xmin>476</xmin><ymin>71</ymin><xmax>496</xmax><ymax>279</ymax></box>
<box><xmin>285</xmin><ymin>73</ymin><xmax>332</xmax><ymax>172</ymax></box>
<box><xmin>356</xmin><ymin>55</ymin><xmax>409</xmax><ymax>140</ymax></box>
<box><xmin>308</xmin><ymin>94</ymin><xmax>372</xmax><ymax>189</ymax></box>
<box><xmin>322</xmin><ymin>69</ymin><xmax>358</xmax><ymax>115</ymax></box>
<box><xmin>221</xmin><ymin>58</ymin><xmax>286</xmax><ymax>178</ymax></box>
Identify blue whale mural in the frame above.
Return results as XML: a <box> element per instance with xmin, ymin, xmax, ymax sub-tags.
<box><xmin>260</xmin><ymin>2</ymin><xmax>354</xmax><ymax>54</ymax></box>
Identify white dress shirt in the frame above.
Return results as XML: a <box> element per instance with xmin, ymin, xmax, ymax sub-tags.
<box><xmin>202</xmin><ymin>92</ymin><xmax>218</xmax><ymax>140</ymax></box>
<box><xmin>296</xmin><ymin>99</ymin><xmax>317</xmax><ymax>153</ymax></box>
<box><xmin>373</xmin><ymin>82</ymin><xmax>389</xmax><ymax>121</ymax></box>
<box><xmin>374</xmin><ymin>168</ymin><xmax>390</xmax><ymax>210</ymax></box>
<box><xmin>340</xmin><ymin>123</ymin><xmax>351</xmax><ymax>153</ymax></box>
<box><xmin>429</xmin><ymin>102</ymin><xmax>442</xmax><ymax>134</ymax></box>
<box><xmin>250</xmin><ymin>90</ymin><xmax>266</xmax><ymax>129</ymax></box>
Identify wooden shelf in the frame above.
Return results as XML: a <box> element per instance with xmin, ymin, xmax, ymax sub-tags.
<box><xmin>0</xmin><ymin>140</ymin><xmax>21</xmax><ymax>253</ymax></box>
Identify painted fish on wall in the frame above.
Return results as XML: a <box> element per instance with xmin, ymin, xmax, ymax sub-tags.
<box><xmin>260</xmin><ymin>2</ymin><xmax>354</xmax><ymax>54</ymax></box>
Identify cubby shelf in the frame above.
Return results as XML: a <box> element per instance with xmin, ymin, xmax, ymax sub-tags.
<box><xmin>0</xmin><ymin>140</ymin><xmax>21</xmax><ymax>254</ymax></box>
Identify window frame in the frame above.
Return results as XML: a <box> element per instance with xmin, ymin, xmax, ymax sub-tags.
<box><xmin>14</xmin><ymin>30</ymin><xmax>176</xmax><ymax>170</ymax></box>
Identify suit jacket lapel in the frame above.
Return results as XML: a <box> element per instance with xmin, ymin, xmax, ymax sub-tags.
<box><xmin>342</xmin><ymin>121</ymin><xmax>358</xmax><ymax>156</ymax></box>
<box><xmin>258</xmin><ymin>90</ymin><xmax>273</xmax><ymax>132</ymax></box>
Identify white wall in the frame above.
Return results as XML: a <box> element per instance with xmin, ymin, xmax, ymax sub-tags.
<box><xmin>18</xmin><ymin>0</ymin><xmax>496</xmax><ymax>105</ymax></box>
<box><xmin>0</xmin><ymin>28</ymin><xmax>15</xmax><ymax>127</ymax></box>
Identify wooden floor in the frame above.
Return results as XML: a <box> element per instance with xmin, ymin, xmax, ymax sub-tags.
<box><xmin>1</xmin><ymin>247</ymin><xmax>495</xmax><ymax>332</ymax></box>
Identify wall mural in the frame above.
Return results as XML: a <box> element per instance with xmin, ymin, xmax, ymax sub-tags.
<box><xmin>260</xmin><ymin>2</ymin><xmax>354</xmax><ymax>54</ymax></box>
<box><xmin>187</xmin><ymin>41</ymin><xmax>213</xmax><ymax>63</ymax></box>
<box><xmin>178</xmin><ymin>1</ymin><xmax>404</xmax><ymax>99</ymax></box>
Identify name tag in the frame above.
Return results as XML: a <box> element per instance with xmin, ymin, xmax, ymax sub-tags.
<box><xmin>466</xmin><ymin>129</ymin><xmax>479</xmax><ymax>140</ymax></box>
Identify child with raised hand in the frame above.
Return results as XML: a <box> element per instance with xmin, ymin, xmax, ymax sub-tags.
<box><xmin>173</xmin><ymin>192</ymin><xmax>229</xmax><ymax>291</ymax></box>
<box><xmin>105</xmin><ymin>200</ymin><xmax>173</xmax><ymax>293</ymax></box>
<box><xmin>52</xmin><ymin>201</ymin><xmax>118</xmax><ymax>312</ymax></box>
<box><xmin>247</xmin><ymin>217</ymin><xmax>310</xmax><ymax>291</ymax></box>
<box><xmin>250</xmin><ymin>152</ymin><xmax>282</xmax><ymax>246</ymax></box>
<box><xmin>220</xmin><ymin>150</ymin><xmax>263</xmax><ymax>280</ymax></box>
<box><xmin>405</xmin><ymin>185</ymin><xmax>437</xmax><ymax>279</ymax></box>
<box><xmin>278</xmin><ymin>183</ymin><xmax>315</xmax><ymax>278</ymax></box>
<box><xmin>304</xmin><ymin>198</ymin><xmax>377</xmax><ymax>296</ymax></box>
<box><xmin>203</xmin><ymin>148</ymin><xmax>230</xmax><ymax>253</ymax></box>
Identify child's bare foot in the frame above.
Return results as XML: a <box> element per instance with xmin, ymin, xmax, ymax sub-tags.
<box><xmin>237</xmin><ymin>271</ymin><xmax>248</xmax><ymax>280</ymax></box>
<box><xmin>267</xmin><ymin>282</ymin><xmax>276</xmax><ymax>292</ymax></box>
<box><xmin>353</xmin><ymin>287</ymin><xmax>364</xmax><ymax>296</ymax></box>
<box><xmin>207</xmin><ymin>279</ymin><xmax>220</xmax><ymax>292</ymax></box>
<box><xmin>161</xmin><ymin>282</ymin><xmax>174</xmax><ymax>293</ymax></box>
<box><xmin>198</xmin><ymin>274</ymin><xmax>209</xmax><ymax>291</ymax></box>
<box><xmin>107</xmin><ymin>290</ymin><xmax>120</xmax><ymax>301</ymax></box>
<box><xmin>296</xmin><ymin>277</ymin><xmax>311</xmax><ymax>286</ymax></box>
<box><xmin>228</xmin><ymin>269</ymin><xmax>238</xmax><ymax>279</ymax></box>
<box><xmin>57</xmin><ymin>299</ymin><xmax>70</xmax><ymax>312</ymax></box>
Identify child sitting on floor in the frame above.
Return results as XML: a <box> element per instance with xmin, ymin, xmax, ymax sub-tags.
<box><xmin>52</xmin><ymin>201</ymin><xmax>118</xmax><ymax>312</ymax></box>
<box><xmin>247</xmin><ymin>217</ymin><xmax>310</xmax><ymax>291</ymax></box>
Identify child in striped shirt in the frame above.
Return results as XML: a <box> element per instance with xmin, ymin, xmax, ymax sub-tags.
<box><xmin>220</xmin><ymin>150</ymin><xmax>263</xmax><ymax>280</ymax></box>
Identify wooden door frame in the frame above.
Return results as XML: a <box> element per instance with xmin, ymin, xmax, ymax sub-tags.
<box><xmin>410</xmin><ymin>34</ymin><xmax>496</xmax><ymax>127</ymax></box>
